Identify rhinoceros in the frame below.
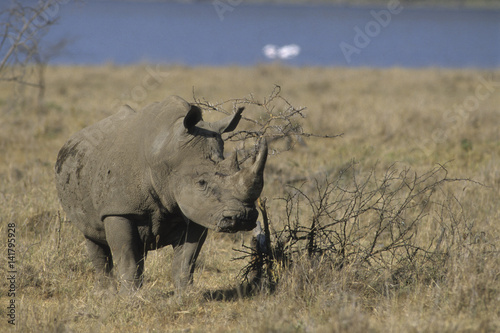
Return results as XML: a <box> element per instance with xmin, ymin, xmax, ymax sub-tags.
<box><xmin>55</xmin><ymin>95</ymin><xmax>267</xmax><ymax>293</ymax></box>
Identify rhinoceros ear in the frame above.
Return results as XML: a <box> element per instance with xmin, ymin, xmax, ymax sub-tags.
<box><xmin>211</xmin><ymin>107</ymin><xmax>244</xmax><ymax>134</ymax></box>
<box><xmin>183</xmin><ymin>105</ymin><xmax>203</xmax><ymax>130</ymax></box>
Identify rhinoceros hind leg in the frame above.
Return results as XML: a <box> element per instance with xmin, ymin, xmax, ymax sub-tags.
<box><xmin>85</xmin><ymin>237</ymin><xmax>114</xmax><ymax>289</ymax></box>
<box><xmin>103</xmin><ymin>216</ymin><xmax>145</xmax><ymax>294</ymax></box>
<box><xmin>85</xmin><ymin>237</ymin><xmax>113</xmax><ymax>274</ymax></box>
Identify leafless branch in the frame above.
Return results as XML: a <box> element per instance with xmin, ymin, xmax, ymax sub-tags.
<box><xmin>0</xmin><ymin>0</ymin><xmax>68</xmax><ymax>108</ymax></box>
<box><xmin>193</xmin><ymin>85</ymin><xmax>342</xmax><ymax>161</ymax></box>
<box><xmin>236</xmin><ymin>158</ymin><xmax>484</xmax><ymax>289</ymax></box>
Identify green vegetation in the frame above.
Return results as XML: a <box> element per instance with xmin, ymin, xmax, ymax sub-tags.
<box><xmin>1</xmin><ymin>65</ymin><xmax>499</xmax><ymax>332</ymax></box>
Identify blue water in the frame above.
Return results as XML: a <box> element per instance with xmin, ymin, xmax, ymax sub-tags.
<box><xmin>16</xmin><ymin>1</ymin><xmax>500</xmax><ymax>67</ymax></box>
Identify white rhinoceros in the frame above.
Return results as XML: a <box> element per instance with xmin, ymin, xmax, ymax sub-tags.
<box><xmin>55</xmin><ymin>95</ymin><xmax>267</xmax><ymax>293</ymax></box>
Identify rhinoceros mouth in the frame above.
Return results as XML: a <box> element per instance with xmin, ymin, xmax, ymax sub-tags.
<box><xmin>217</xmin><ymin>210</ymin><xmax>258</xmax><ymax>233</ymax></box>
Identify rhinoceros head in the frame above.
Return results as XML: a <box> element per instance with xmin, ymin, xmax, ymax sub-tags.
<box><xmin>147</xmin><ymin>97</ymin><xmax>267</xmax><ymax>233</ymax></box>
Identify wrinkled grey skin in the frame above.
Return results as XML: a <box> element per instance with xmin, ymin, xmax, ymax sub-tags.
<box><xmin>55</xmin><ymin>95</ymin><xmax>267</xmax><ymax>293</ymax></box>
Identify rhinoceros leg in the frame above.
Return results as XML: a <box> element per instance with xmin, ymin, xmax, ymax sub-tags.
<box><xmin>172</xmin><ymin>221</ymin><xmax>207</xmax><ymax>292</ymax></box>
<box><xmin>85</xmin><ymin>237</ymin><xmax>113</xmax><ymax>284</ymax></box>
<box><xmin>103</xmin><ymin>216</ymin><xmax>145</xmax><ymax>293</ymax></box>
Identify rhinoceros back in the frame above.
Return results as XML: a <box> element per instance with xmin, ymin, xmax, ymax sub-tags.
<box><xmin>55</xmin><ymin>105</ymin><xmax>141</xmax><ymax>239</ymax></box>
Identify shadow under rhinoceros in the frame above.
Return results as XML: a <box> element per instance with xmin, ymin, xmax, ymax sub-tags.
<box><xmin>203</xmin><ymin>281</ymin><xmax>276</xmax><ymax>302</ymax></box>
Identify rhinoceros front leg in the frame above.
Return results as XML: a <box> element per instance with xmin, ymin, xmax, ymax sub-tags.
<box><xmin>172</xmin><ymin>221</ymin><xmax>207</xmax><ymax>292</ymax></box>
<box><xmin>103</xmin><ymin>216</ymin><xmax>145</xmax><ymax>293</ymax></box>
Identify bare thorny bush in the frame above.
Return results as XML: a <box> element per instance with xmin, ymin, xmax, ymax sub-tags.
<box><xmin>0</xmin><ymin>0</ymin><xmax>67</xmax><ymax>110</ymax></box>
<box><xmin>194</xmin><ymin>87</ymin><xmax>490</xmax><ymax>294</ymax></box>
<box><xmin>193</xmin><ymin>85</ymin><xmax>337</xmax><ymax>160</ymax></box>
<box><xmin>275</xmin><ymin>163</ymin><xmax>482</xmax><ymax>287</ymax></box>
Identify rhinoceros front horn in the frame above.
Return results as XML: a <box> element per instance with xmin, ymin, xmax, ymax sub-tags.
<box><xmin>251</xmin><ymin>138</ymin><xmax>268</xmax><ymax>180</ymax></box>
<box><xmin>233</xmin><ymin>139</ymin><xmax>268</xmax><ymax>202</ymax></box>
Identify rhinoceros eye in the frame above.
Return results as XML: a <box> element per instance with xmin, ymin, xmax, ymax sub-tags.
<box><xmin>197</xmin><ymin>179</ymin><xmax>208</xmax><ymax>190</ymax></box>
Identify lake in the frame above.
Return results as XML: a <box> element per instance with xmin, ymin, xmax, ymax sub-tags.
<box><xmin>29</xmin><ymin>1</ymin><xmax>500</xmax><ymax>67</ymax></box>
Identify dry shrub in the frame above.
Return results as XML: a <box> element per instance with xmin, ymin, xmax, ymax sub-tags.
<box><xmin>193</xmin><ymin>85</ymin><xmax>339</xmax><ymax>160</ymax></box>
<box><xmin>194</xmin><ymin>89</ymin><xmax>498</xmax><ymax>309</ymax></box>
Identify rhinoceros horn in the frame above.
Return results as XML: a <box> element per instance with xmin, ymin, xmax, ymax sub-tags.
<box><xmin>250</xmin><ymin>138</ymin><xmax>268</xmax><ymax>180</ymax></box>
<box><xmin>219</xmin><ymin>150</ymin><xmax>240</xmax><ymax>174</ymax></box>
<box><xmin>232</xmin><ymin>138</ymin><xmax>268</xmax><ymax>202</ymax></box>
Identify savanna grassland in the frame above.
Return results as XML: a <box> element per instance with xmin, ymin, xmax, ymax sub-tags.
<box><xmin>0</xmin><ymin>65</ymin><xmax>499</xmax><ymax>332</ymax></box>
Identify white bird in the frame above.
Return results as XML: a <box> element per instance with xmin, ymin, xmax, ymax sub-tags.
<box><xmin>263</xmin><ymin>44</ymin><xmax>301</xmax><ymax>60</ymax></box>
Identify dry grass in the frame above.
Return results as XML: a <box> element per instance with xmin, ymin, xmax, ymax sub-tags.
<box><xmin>0</xmin><ymin>64</ymin><xmax>499</xmax><ymax>332</ymax></box>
